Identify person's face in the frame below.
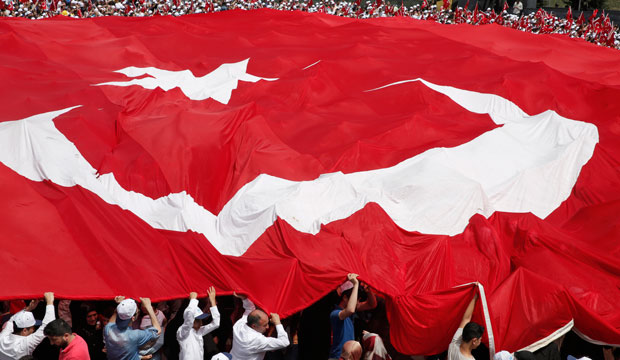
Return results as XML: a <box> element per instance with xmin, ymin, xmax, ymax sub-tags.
<box><xmin>252</xmin><ymin>312</ymin><xmax>270</xmax><ymax>334</ymax></box>
<box><xmin>99</xmin><ymin>314</ymin><xmax>110</xmax><ymax>327</ymax></box>
<box><xmin>193</xmin><ymin>319</ymin><xmax>202</xmax><ymax>331</ymax></box>
<box><xmin>47</xmin><ymin>334</ymin><xmax>70</xmax><ymax>348</ymax></box>
<box><xmin>86</xmin><ymin>311</ymin><xmax>98</xmax><ymax>326</ymax></box>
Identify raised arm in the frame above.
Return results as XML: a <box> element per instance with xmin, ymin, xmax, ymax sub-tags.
<box><xmin>108</xmin><ymin>296</ymin><xmax>125</xmax><ymax>325</ymax></box>
<box><xmin>339</xmin><ymin>273</ymin><xmax>360</xmax><ymax>320</ymax></box>
<box><xmin>356</xmin><ymin>283</ymin><xmax>377</xmax><ymax>312</ymax></box>
<box><xmin>140</xmin><ymin>298</ymin><xmax>161</xmax><ymax>335</ymax></box>
<box><xmin>26</xmin><ymin>292</ymin><xmax>55</xmax><ymax>354</ymax></box>
<box><xmin>459</xmin><ymin>288</ymin><xmax>479</xmax><ymax>329</ymax></box>
<box><xmin>197</xmin><ymin>286</ymin><xmax>220</xmax><ymax>336</ymax></box>
<box><xmin>234</xmin><ymin>292</ymin><xmax>256</xmax><ymax>317</ymax></box>
<box><xmin>177</xmin><ymin>292</ymin><xmax>199</xmax><ymax>341</ymax></box>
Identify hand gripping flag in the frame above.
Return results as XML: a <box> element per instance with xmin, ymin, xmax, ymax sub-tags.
<box><xmin>1</xmin><ymin>10</ymin><xmax>620</xmax><ymax>355</ymax></box>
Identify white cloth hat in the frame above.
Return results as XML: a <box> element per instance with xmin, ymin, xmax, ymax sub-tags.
<box><xmin>13</xmin><ymin>311</ymin><xmax>41</xmax><ymax>328</ymax></box>
<box><xmin>117</xmin><ymin>299</ymin><xmax>137</xmax><ymax>320</ymax></box>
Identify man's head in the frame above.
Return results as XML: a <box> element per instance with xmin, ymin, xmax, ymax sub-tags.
<box><xmin>44</xmin><ymin>319</ymin><xmax>73</xmax><ymax>348</ymax></box>
<box><xmin>12</xmin><ymin>311</ymin><xmax>41</xmax><ymax>336</ymax></box>
<box><xmin>85</xmin><ymin>309</ymin><xmax>98</xmax><ymax>326</ymax></box>
<box><xmin>462</xmin><ymin>322</ymin><xmax>484</xmax><ymax>348</ymax></box>
<box><xmin>340</xmin><ymin>340</ymin><xmax>362</xmax><ymax>360</ymax></box>
<box><xmin>183</xmin><ymin>302</ymin><xmax>211</xmax><ymax>331</ymax></box>
<box><xmin>116</xmin><ymin>299</ymin><xmax>138</xmax><ymax>329</ymax></box>
<box><xmin>247</xmin><ymin>309</ymin><xmax>269</xmax><ymax>334</ymax></box>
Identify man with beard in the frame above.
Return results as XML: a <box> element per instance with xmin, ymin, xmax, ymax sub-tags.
<box><xmin>76</xmin><ymin>307</ymin><xmax>105</xmax><ymax>360</ymax></box>
<box><xmin>45</xmin><ymin>318</ymin><xmax>90</xmax><ymax>360</ymax></box>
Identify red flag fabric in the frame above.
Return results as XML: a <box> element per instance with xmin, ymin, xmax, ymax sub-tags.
<box><xmin>566</xmin><ymin>6</ymin><xmax>572</xmax><ymax>21</ymax></box>
<box><xmin>576</xmin><ymin>11</ymin><xmax>585</xmax><ymax>26</ymax></box>
<box><xmin>502</xmin><ymin>0</ymin><xmax>508</xmax><ymax>12</ymax></box>
<box><xmin>442</xmin><ymin>0</ymin><xmax>450</xmax><ymax>11</ymax></box>
<box><xmin>422</xmin><ymin>0</ymin><xmax>428</xmax><ymax>9</ymax></box>
<box><xmin>588</xmin><ymin>8</ymin><xmax>598</xmax><ymax>24</ymax></box>
<box><xmin>472</xmin><ymin>2</ymin><xmax>479</xmax><ymax>22</ymax></box>
<box><xmin>1</xmin><ymin>10</ymin><xmax>620</xmax><ymax>355</ymax></box>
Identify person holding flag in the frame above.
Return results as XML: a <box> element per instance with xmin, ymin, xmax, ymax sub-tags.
<box><xmin>0</xmin><ymin>292</ymin><xmax>56</xmax><ymax>360</ymax></box>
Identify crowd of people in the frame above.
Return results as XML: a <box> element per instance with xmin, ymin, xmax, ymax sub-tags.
<box><xmin>0</xmin><ymin>0</ymin><xmax>618</xmax><ymax>50</ymax></box>
<box><xmin>0</xmin><ymin>274</ymin><xmax>618</xmax><ymax>360</ymax></box>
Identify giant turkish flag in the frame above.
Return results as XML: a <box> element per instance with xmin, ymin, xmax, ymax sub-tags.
<box><xmin>1</xmin><ymin>10</ymin><xmax>619</xmax><ymax>354</ymax></box>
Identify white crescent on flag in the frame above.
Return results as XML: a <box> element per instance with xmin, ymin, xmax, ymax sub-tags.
<box><xmin>0</xmin><ymin>72</ymin><xmax>598</xmax><ymax>256</ymax></box>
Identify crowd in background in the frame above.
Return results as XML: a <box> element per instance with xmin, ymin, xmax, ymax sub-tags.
<box><xmin>0</xmin><ymin>0</ymin><xmax>618</xmax><ymax>50</ymax></box>
<box><xmin>0</xmin><ymin>275</ymin><xmax>618</xmax><ymax>360</ymax></box>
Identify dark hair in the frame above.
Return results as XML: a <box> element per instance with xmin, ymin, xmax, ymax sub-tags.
<box><xmin>44</xmin><ymin>319</ymin><xmax>72</xmax><ymax>337</ymax></box>
<box><xmin>462</xmin><ymin>322</ymin><xmax>484</xmax><ymax>342</ymax></box>
<box><xmin>247</xmin><ymin>310</ymin><xmax>264</xmax><ymax>327</ymax></box>
<box><xmin>19</xmin><ymin>356</ymin><xmax>35</xmax><ymax>360</ymax></box>
<box><xmin>12</xmin><ymin>324</ymin><xmax>25</xmax><ymax>335</ymax></box>
<box><xmin>514</xmin><ymin>351</ymin><xmax>536</xmax><ymax>360</ymax></box>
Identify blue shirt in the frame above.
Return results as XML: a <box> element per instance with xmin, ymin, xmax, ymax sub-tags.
<box><xmin>329</xmin><ymin>307</ymin><xmax>354</xmax><ymax>359</ymax></box>
<box><xmin>104</xmin><ymin>323</ymin><xmax>158</xmax><ymax>360</ymax></box>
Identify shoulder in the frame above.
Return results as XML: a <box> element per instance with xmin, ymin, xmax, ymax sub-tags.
<box><xmin>103</xmin><ymin>323</ymin><xmax>115</xmax><ymax>334</ymax></box>
<box><xmin>450</xmin><ymin>328</ymin><xmax>463</xmax><ymax>345</ymax></box>
<box><xmin>329</xmin><ymin>308</ymin><xmax>341</xmax><ymax>318</ymax></box>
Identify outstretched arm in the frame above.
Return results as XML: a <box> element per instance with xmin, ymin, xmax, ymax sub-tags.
<box><xmin>197</xmin><ymin>287</ymin><xmax>220</xmax><ymax>336</ymax></box>
<box><xmin>108</xmin><ymin>296</ymin><xmax>125</xmax><ymax>325</ymax></box>
<box><xmin>140</xmin><ymin>298</ymin><xmax>161</xmax><ymax>335</ymax></box>
<box><xmin>234</xmin><ymin>292</ymin><xmax>256</xmax><ymax>317</ymax></box>
<box><xmin>26</xmin><ymin>292</ymin><xmax>55</xmax><ymax>354</ymax></box>
<box><xmin>459</xmin><ymin>287</ymin><xmax>479</xmax><ymax>329</ymax></box>
<box><xmin>339</xmin><ymin>273</ymin><xmax>359</xmax><ymax>320</ymax></box>
<box><xmin>177</xmin><ymin>292</ymin><xmax>199</xmax><ymax>341</ymax></box>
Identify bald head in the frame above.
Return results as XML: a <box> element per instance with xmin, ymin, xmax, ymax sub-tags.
<box><xmin>247</xmin><ymin>309</ymin><xmax>269</xmax><ymax>334</ymax></box>
<box><xmin>341</xmin><ymin>340</ymin><xmax>362</xmax><ymax>360</ymax></box>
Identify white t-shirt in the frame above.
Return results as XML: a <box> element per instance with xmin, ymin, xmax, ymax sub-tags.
<box><xmin>448</xmin><ymin>328</ymin><xmax>475</xmax><ymax>360</ymax></box>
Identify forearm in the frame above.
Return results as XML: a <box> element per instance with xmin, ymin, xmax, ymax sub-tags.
<box><xmin>274</xmin><ymin>324</ymin><xmax>291</xmax><ymax>347</ymax></box>
<box><xmin>253</xmin><ymin>324</ymin><xmax>290</xmax><ymax>352</ymax></box>
<box><xmin>145</xmin><ymin>307</ymin><xmax>161</xmax><ymax>334</ymax></box>
<box><xmin>197</xmin><ymin>307</ymin><xmax>220</xmax><ymax>336</ymax></box>
<box><xmin>358</xmin><ymin>290</ymin><xmax>377</xmax><ymax>311</ymax></box>
<box><xmin>459</xmin><ymin>290</ymin><xmax>478</xmax><ymax>328</ymax></box>
<box><xmin>27</xmin><ymin>305</ymin><xmax>55</xmax><ymax>353</ymax></box>
<box><xmin>242</xmin><ymin>298</ymin><xmax>256</xmax><ymax>316</ymax></box>
<box><xmin>178</xmin><ymin>299</ymin><xmax>200</xmax><ymax>340</ymax></box>
<box><xmin>345</xmin><ymin>284</ymin><xmax>359</xmax><ymax>314</ymax></box>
